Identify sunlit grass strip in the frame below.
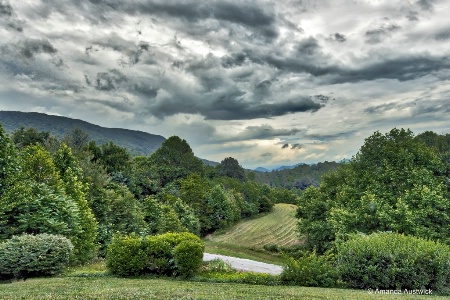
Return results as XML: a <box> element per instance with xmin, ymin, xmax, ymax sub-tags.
<box><xmin>208</xmin><ymin>203</ymin><xmax>300</xmax><ymax>248</ymax></box>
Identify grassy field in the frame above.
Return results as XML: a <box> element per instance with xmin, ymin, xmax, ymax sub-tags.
<box><xmin>1</xmin><ymin>275</ymin><xmax>446</xmax><ymax>300</ymax></box>
<box><xmin>207</xmin><ymin>203</ymin><xmax>301</xmax><ymax>249</ymax></box>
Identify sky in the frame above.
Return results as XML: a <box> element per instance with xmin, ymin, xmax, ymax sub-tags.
<box><xmin>1</xmin><ymin>0</ymin><xmax>450</xmax><ymax>169</ymax></box>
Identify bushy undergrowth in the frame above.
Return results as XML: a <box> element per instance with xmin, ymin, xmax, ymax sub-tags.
<box><xmin>0</xmin><ymin>234</ymin><xmax>73</xmax><ymax>280</ymax></box>
<box><xmin>106</xmin><ymin>232</ymin><xmax>204</xmax><ymax>277</ymax></box>
<box><xmin>280</xmin><ymin>251</ymin><xmax>339</xmax><ymax>287</ymax></box>
<box><xmin>336</xmin><ymin>232</ymin><xmax>450</xmax><ymax>292</ymax></box>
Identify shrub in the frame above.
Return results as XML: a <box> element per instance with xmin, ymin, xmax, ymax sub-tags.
<box><xmin>106</xmin><ymin>232</ymin><xmax>204</xmax><ymax>277</ymax></box>
<box><xmin>142</xmin><ymin>235</ymin><xmax>172</xmax><ymax>275</ymax></box>
<box><xmin>0</xmin><ymin>234</ymin><xmax>73</xmax><ymax>280</ymax></box>
<box><xmin>281</xmin><ymin>251</ymin><xmax>339</xmax><ymax>287</ymax></box>
<box><xmin>336</xmin><ymin>232</ymin><xmax>450</xmax><ymax>292</ymax></box>
<box><xmin>106</xmin><ymin>234</ymin><xmax>147</xmax><ymax>277</ymax></box>
<box><xmin>173</xmin><ymin>240</ymin><xmax>204</xmax><ymax>277</ymax></box>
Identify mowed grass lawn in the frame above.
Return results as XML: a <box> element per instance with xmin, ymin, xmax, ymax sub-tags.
<box><xmin>207</xmin><ymin>203</ymin><xmax>301</xmax><ymax>248</ymax></box>
<box><xmin>1</xmin><ymin>276</ymin><xmax>446</xmax><ymax>300</ymax></box>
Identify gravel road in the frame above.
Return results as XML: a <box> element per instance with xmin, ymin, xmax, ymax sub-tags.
<box><xmin>203</xmin><ymin>253</ymin><xmax>283</xmax><ymax>275</ymax></box>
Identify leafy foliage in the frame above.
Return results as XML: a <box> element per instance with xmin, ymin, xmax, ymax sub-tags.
<box><xmin>297</xmin><ymin>128</ymin><xmax>450</xmax><ymax>253</ymax></box>
<box><xmin>0</xmin><ymin>234</ymin><xmax>73</xmax><ymax>280</ymax></box>
<box><xmin>281</xmin><ymin>251</ymin><xmax>339</xmax><ymax>287</ymax></box>
<box><xmin>336</xmin><ymin>232</ymin><xmax>450</xmax><ymax>292</ymax></box>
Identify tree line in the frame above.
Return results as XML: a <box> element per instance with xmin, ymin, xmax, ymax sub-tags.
<box><xmin>0</xmin><ymin>125</ymin><xmax>297</xmax><ymax>263</ymax></box>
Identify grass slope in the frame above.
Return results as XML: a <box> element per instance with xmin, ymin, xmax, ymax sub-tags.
<box><xmin>207</xmin><ymin>203</ymin><xmax>300</xmax><ymax>248</ymax></box>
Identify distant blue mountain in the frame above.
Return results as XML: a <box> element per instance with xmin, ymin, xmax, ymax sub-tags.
<box><xmin>254</xmin><ymin>163</ymin><xmax>308</xmax><ymax>172</ymax></box>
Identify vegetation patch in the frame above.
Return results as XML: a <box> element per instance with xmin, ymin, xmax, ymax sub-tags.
<box><xmin>337</xmin><ymin>232</ymin><xmax>450</xmax><ymax>293</ymax></box>
<box><xmin>207</xmin><ymin>203</ymin><xmax>300</xmax><ymax>249</ymax></box>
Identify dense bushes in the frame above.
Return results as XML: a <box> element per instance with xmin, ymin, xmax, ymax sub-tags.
<box><xmin>281</xmin><ymin>251</ymin><xmax>339</xmax><ymax>287</ymax></box>
<box><xmin>0</xmin><ymin>234</ymin><xmax>73</xmax><ymax>280</ymax></box>
<box><xmin>106</xmin><ymin>232</ymin><xmax>204</xmax><ymax>277</ymax></box>
<box><xmin>336</xmin><ymin>232</ymin><xmax>450</xmax><ymax>292</ymax></box>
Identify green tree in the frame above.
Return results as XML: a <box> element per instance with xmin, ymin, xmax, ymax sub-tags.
<box><xmin>53</xmin><ymin>143</ymin><xmax>98</xmax><ymax>263</ymax></box>
<box><xmin>218</xmin><ymin>157</ymin><xmax>246</xmax><ymax>181</ymax></box>
<box><xmin>0</xmin><ymin>124</ymin><xmax>17</xmax><ymax>196</ymax></box>
<box><xmin>0</xmin><ymin>145</ymin><xmax>80</xmax><ymax>242</ymax></box>
<box><xmin>62</xmin><ymin>128</ymin><xmax>90</xmax><ymax>154</ymax></box>
<box><xmin>205</xmin><ymin>185</ymin><xmax>234</xmax><ymax>231</ymax></box>
<box><xmin>297</xmin><ymin>128</ymin><xmax>450</xmax><ymax>253</ymax></box>
<box><xmin>11</xmin><ymin>127</ymin><xmax>50</xmax><ymax>149</ymax></box>
<box><xmin>149</xmin><ymin>136</ymin><xmax>203</xmax><ymax>187</ymax></box>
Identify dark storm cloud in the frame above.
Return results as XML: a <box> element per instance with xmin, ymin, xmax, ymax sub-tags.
<box><xmin>128</xmin><ymin>0</ymin><xmax>277</xmax><ymax>39</ymax></box>
<box><xmin>365</xmin><ymin>24</ymin><xmax>401</xmax><ymax>44</ymax></box>
<box><xmin>281</xmin><ymin>143</ymin><xmax>289</xmax><ymax>149</ymax></box>
<box><xmin>204</xmin><ymin>97</ymin><xmax>323</xmax><ymax>120</ymax></box>
<box><xmin>291</xmin><ymin>143</ymin><xmax>302</xmax><ymax>149</ymax></box>
<box><xmin>235</xmin><ymin>124</ymin><xmax>302</xmax><ymax>140</ymax></box>
<box><xmin>331</xmin><ymin>55</ymin><xmax>450</xmax><ymax>83</ymax></box>
<box><xmin>95</xmin><ymin>69</ymin><xmax>128</xmax><ymax>91</ymax></box>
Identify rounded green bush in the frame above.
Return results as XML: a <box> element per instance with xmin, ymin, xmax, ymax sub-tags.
<box><xmin>142</xmin><ymin>235</ymin><xmax>172</xmax><ymax>275</ymax></box>
<box><xmin>336</xmin><ymin>232</ymin><xmax>450</xmax><ymax>292</ymax></box>
<box><xmin>0</xmin><ymin>234</ymin><xmax>73</xmax><ymax>280</ymax></box>
<box><xmin>106</xmin><ymin>234</ymin><xmax>146</xmax><ymax>277</ymax></box>
<box><xmin>173</xmin><ymin>240</ymin><xmax>204</xmax><ymax>277</ymax></box>
<box><xmin>106</xmin><ymin>232</ymin><xmax>205</xmax><ymax>277</ymax></box>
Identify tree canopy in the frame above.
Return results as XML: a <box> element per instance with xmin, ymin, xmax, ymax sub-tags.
<box><xmin>297</xmin><ymin>128</ymin><xmax>450</xmax><ymax>253</ymax></box>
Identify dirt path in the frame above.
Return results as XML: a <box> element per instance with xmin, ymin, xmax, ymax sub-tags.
<box><xmin>203</xmin><ymin>253</ymin><xmax>283</xmax><ymax>275</ymax></box>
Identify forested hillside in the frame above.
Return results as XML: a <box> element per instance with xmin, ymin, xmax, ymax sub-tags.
<box><xmin>0</xmin><ymin>111</ymin><xmax>165</xmax><ymax>155</ymax></box>
<box><xmin>254</xmin><ymin>161</ymin><xmax>339</xmax><ymax>191</ymax></box>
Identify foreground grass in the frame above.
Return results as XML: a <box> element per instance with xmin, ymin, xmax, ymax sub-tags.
<box><xmin>1</xmin><ymin>276</ymin><xmax>446</xmax><ymax>300</ymax></box>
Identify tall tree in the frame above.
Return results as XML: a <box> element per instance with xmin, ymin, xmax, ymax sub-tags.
<box><xmin>218</xmin><ymin>157</ymin><xmax>246</xmax><ymax>181</ymax></box>
<box><xmin>53</xmin><ymin>143</ymin><xmax>98</xmax><ymax>263</ymax></box>
<box><xmin>149</xmin><ymin>136</ymin><xmax>203</xmax><ymax>187</ymax></box>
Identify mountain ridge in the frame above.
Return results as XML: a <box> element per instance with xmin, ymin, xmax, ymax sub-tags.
<box><xmin>0</xmin><ymin>111</ymin><xmax>165</xmax><ymax>156</ymax></box>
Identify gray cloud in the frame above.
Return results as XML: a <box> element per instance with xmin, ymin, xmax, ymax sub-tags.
<box><xmin>233</xmin><ymin>124</ymin><xmax>302</xmax><ymax>141</ymax></box>
<box><xmin>95</xmin><ymin>69</ymin><xmax>128</xmax><ymax>91</ymax></box>
<box><xmin>0</xmin><ymin>0</ymin><xmax>24</xmax><ymax>32</ymax></box>
<box><xmin>365</xmin><ymin>23</ymin><xmax>401</xmax><ymax>44</ymax></box>
<box><xmin>2</xmin><ymin>0</ymin><xmax>450</xmax><ymax>169</ymax></box>
<box><xmin>329</xmin><ymin>33</ymin><xmax>346</xmax><ymax>43</ymax></box>
<box><xmin>203</xmin><ymin>97</ymin><xmax>323</xmax><ymax>120</ymax></box>
<box><xmin>1</xmin><ymin>38</ymin><xmax>57</xmax><ymax>59</ymax></box>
